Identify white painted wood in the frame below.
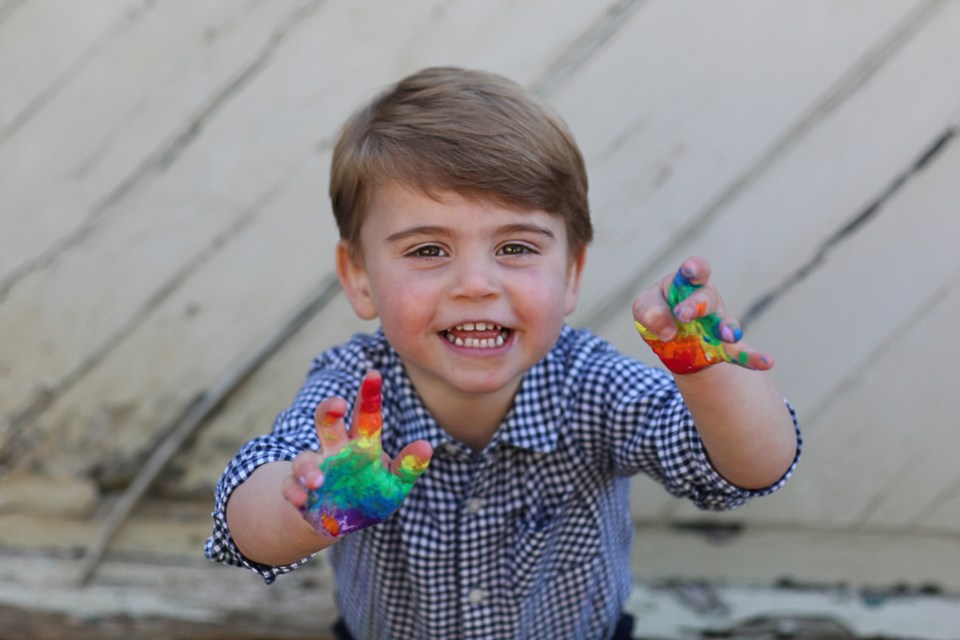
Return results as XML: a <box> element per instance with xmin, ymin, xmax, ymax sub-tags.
<box><xmin>839</xmin><ymin>275</ymin><xmax>960</xmax><ymax>531</ymax></box>
<box><xmin>0</xmin><ymin>0</ymin><xmax>137</xmax><ymax>134</ymax></box>
<box><xmin>1</xmin><ymin>0</ymin><xmax>958</xmax><ymax>571</ymax></box>
<box><xmin>2</xmin><ymin>0</ymin><xmax>627</xmax><ymax>472</ymax></box>
<box><xmin>671</xmin><ymin>124</ymin><xmax>960</xmax><ymax>530</ymax></box>
<box><xmin>622</xmin><ymin>1</ymin><xmax>960</xmax><ymax>523</ymax></box>
<box><xmin>631</xmin><ymin>524</ymin><xmax>960</xmax><ymax>591</ymax></box>
<box><xmin>557</xmin><ymin>0</ymin><xmax>929</xmax><ymax>326</ymax></box>
<box><xmin>0</xmin><ymin>0</ymin><xmax>307</xmax><ymax>284</ymax></box>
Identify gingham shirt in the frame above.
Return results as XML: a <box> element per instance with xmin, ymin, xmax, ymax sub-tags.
<box><xmin>206</xmin><ymin>326</ymin><xmax>799</xmax><ymax>640</ymax></box>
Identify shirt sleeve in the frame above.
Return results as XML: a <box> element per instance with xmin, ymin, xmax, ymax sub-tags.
<box><xmin>594</xmin><ymin>353</ymin><xmax>801</xmax><ymax>511</ymax></box>
<box><xmin>204</xmin><ymin>361</ymin><xmax>360</xmax><ymax>584</ymax></box>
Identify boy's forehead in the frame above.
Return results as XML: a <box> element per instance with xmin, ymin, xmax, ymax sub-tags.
<box><xmin>365</xmin><ymin>179</ymin><xmax>550</xmax><ymax>222</ymax></box>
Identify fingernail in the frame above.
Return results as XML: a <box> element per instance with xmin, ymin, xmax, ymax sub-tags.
<box><xmin>304</xmin><ymin>471</ymin><xmax>324</xmax><ymax>490</ymax></box>
<box><xmin>720</xmin><ymin>324</ymin><xmax>743</xmax><ymax>342</ymax></box>
<box><xmin>322</xmin><ymin>408</ymin><xmax>345</xmax><ymax>425</ymax></box>
<box><xmin>681</xmin><ymin>265</ymin><xmax>697</xmax><ymax>280</ymax></box>
<box><xmin>674</xmin><ymin>305</ymin><xmax>693</xmax><ymax>322</ymax></box>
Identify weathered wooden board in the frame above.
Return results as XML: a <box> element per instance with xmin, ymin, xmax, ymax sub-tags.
<box><xmin>591</xmin><ymin>0</ymin><xmax>957</xmax><ymax>362</ymax></box>
<box><xmin>0</xmin><ymin>0</ymin><xmax>139</xmax><ymax>135</ymax></box>
<box><xmin>0</xmin><ymin>0</ymin><xmax>311</xmax><ymax>283</ymax></box>
<box><xmin>560</xmin><ymin>0</ymin><xmax>933</xmax><ymax>327</ymax></box>
<box><xmin>707</xmin><ymin>136</ymin><xmax>960</xmax><ymax>530</ymax></box>
<box><xmin>2</xmin><ymin>0</ymin><xmax>958</xmax><ymax>570</ymax></box>
<box><xmin>618</xmin><ymin>1</ymin><xmax>960</xmax><ymax>524</ymax></box>
<box><xmin>0</xmin><ymin>0</ymin><xmax>310</xmax><ymax>411</ymax></box>
<box><xmin>1</xmin><ymin>0</ymin><xmax>629</xmax><ymax>477</ymax></box>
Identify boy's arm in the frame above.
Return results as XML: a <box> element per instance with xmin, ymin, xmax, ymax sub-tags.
<box><xmin>673</xmin><ymin>361</ymin><xmax>797</xmax><ymax>489</ymax></box>
<box><xmin>633</xmin><ymin>257</ymin><xmax>798</xmax><ymax>490</ymax></box>
<box><xmin>227</xmin><ymin>460</ymin><xmax>335</xmax><ymax>566</ymax></box>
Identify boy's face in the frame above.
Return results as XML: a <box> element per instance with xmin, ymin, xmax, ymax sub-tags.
<box><xmin>337</xmin><ymin>181</ymin><xmax>586</xmax><ymax>403</ymax></box>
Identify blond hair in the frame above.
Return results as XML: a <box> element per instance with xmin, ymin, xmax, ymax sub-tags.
<box><xmin>329</xmin><ymin>67</ymin><xmax>591</xmax><ymax>254</ymax></box>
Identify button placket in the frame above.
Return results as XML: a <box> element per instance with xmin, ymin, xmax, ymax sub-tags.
<box><xmin>458</xmin><ymin>454</ymin><xmax>496</xmax><ymax>638</ymax></box>
<box><xmin>465</xmin><ymin>497</ymin><xmax>485</xmax><ymax>514</ymax></box>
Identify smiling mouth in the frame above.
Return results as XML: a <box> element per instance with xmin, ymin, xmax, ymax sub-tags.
<box><xmin>440</xmin><ymin>322</ymin><xmax>512</xmax><ymax>349</ymax></box>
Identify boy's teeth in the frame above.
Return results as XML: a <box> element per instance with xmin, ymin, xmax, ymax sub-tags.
<box><xmin>453</xmin><ymin>322</ymin><xmax>498</xmax><ymax>331</ymax></box>
<box><xmin>443</xmin><ymin>327</ymin><xmax>507</xmax><ymax>349</ymax></box>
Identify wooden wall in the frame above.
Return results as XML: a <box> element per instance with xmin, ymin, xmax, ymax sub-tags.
<box><xmin>2</xmin><ymin>0</ymin><xmax>959</xmax><ymax>571</ymax></box>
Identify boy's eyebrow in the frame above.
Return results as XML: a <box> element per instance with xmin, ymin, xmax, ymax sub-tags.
<box><xmin>495</xmin><ymin>223</ymin><xmax>556</xmax><ymax>241</ymax></box>
<box><xmin>385</xmin><ymin>226</ymin><xmax>456</xmax><ymax>244</ymax></box>
<box><xmin>385</xmin><ymin>222</ymin><xmax>557</xmax><ymax>244</ymax></box>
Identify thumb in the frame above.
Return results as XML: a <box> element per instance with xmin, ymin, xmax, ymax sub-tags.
<box><xmin>391</xmin><ymin>440</ymin><xmax>433</xmax><ymax>484</ymax></box>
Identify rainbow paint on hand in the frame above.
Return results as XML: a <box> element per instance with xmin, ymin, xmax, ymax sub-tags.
<box><xmin>302</xmin><ymin>375</ymin><xmax>430</xmax><ymax>538</ymax></box>
<box><xmin>635</xmin><ymin>267</ymin><xmax>749</xmax><ymax>374</ymax></box>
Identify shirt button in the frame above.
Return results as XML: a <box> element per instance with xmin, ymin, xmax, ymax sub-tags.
<box><xmin>441</xmin><ymin>442</ymin><xmax>458</xmax><ymax>454</ymax></box>
<box><xmin>467</xmin><ymin>588</ymin><xmax>487</xmax><ymax>605</ymax></box>
<box><xmin>465</xmin><ymin>498</ymin><xmax>485</xmax><ymax>514</ymax></box>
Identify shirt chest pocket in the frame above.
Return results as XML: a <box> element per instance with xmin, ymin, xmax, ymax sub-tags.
<box><xmin>507</xmin><ymin>482</ymin><xmax>603</xmax><ymax>599</ymax></box>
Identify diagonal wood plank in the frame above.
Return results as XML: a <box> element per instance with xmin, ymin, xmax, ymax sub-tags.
<box><xmin>0</xmin><ymin>0</ymin><xmax>311</xmax><ymax>290</ymax></box>
<box><xmin>3</xmin><ymin>0</ymin><xmax>630</xmax><ymax>478</ymax></box>
<box><xmin>567</xmin><ymin>0</ymin><xmax>937</xmax><ymax>333</ymax></box>
<box><xmin>670</xmin><ymin>121</ymin><xmax>960</xmax><ymax>529</ymax></box>
<box><xmin>0</xmin><ymin>0</ymin><xmax>141</xmax><ymax>137</ymax></box>
<box><xmin>584</xmin><ymin>1</ymin><xmax>960</xmax><ymax>523</ymax></box>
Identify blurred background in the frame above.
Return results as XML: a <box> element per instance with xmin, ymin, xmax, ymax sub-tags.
<box><xmin>1</xmin><ymin>1</ymin><xmax>959</xmax><ymax>638</ymax></box>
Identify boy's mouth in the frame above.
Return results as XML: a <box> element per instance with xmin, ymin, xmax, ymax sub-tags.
<box><xmin>440</xmin><ymin>322</ymin><xmax>512</xmax><ymax>349</ymax></box>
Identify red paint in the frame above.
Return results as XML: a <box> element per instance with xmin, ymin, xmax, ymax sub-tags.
<box><xmin>644</xmin><ymin>335</ymin><xmax>715</xmax><ymax>374</ymax></box>
<box><xmin>357</xmin><ymin>374</ymin><xmax>383</xmax><ymax>439</ymax></box>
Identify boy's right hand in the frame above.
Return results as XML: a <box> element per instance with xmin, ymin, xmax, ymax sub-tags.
<box><xmin>281</xmin><ymin>370</ymin><xmax>433</xmax><ymax>539</ymax></box>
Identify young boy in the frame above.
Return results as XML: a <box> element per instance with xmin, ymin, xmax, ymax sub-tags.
<box><xmin>206</xmin><ymin>67</ymin><xmax>800</xmax><ymax>640</ymax></box>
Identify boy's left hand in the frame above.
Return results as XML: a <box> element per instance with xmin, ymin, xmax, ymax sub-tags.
<box><xmin>633</xmin><ymin>256</ymin><xmax>773</xmax><ymax>375</ymax></box>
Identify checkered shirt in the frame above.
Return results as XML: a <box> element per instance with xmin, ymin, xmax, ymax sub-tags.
<box><xmin>206</xmin><ymin>325</ymin><xmax>800</xmax><ymax>639</ymax></box>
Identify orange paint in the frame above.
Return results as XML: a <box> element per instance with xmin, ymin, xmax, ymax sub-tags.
<box><xmin>321</xmin><ymin>513</ymin><xmax>341</xmax><ymax>537</ymax></box>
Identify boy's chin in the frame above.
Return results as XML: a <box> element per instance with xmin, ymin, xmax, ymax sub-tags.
<box><xmin>410</xmin><ymin>363</ymin><xmax>524</xmax><ymax>398</ymax></box>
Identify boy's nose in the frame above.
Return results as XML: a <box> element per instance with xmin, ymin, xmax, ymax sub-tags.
<box><xmin>450</xmin><ymin>255</ymin><xmax>500</xmax><ymax>299</ymax></box>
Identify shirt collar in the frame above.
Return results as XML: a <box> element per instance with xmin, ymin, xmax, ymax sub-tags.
<box><xmin>379</xmin><ymin>327</ymin><xmax>569</xmax><ymax>456</ymax></box>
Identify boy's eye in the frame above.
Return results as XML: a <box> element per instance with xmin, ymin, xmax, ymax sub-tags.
<box><xmin>409</xmin><ymin>245</ymin><xmax>446</xmax><ymax>258</ymax></box>
<box><xmin>498</xmin><ymin>243</ymin><xmax>534</xmax><ymax>256</ymax></box>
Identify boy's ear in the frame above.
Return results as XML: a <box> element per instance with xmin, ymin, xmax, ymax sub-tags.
<box><xmin>563</xmin><ymin>244</ymin><xmax>588</xmax><ymax>316</ymax></box>
<box><xmin>336</xmin><ymin>241</ymin><xmax>378</xmax><ymax>320</ymax></box>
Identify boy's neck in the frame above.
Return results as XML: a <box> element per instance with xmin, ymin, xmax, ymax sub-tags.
<box><xmin>411</xmin><ymin>377</ymin><xmax>520</xmax><ymax>454</ymax></box>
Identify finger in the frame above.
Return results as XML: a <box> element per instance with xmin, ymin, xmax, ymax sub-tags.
<box><xmin>350</xmin><ymin>370</ymin><xmax>383</xmax><ymax>450</ymax></box>
<box><xmin>680</xmin><ymin>301</ymin><xmax>743</xmax><ymax>345</ymax></box>
<box><xmin>281</xmin><ymin>473</ymin><xmax>311</xmax><ymax>508</ymax></box>
<box><xmin>291</xmin><ymin>451</ymin><xmax>325</xmax><ymax>490</ymax></box>
<box><xmin>633</xmin><ymin>286</ymin><xmax>678</xmax><ymax>342</ymax></box>
<box><xmin>314</xmin><ymin>396</ymin><xmax>349</xmax><ymax>455</ymax></box>
<box><xmin>722</xmin><ymin>341</ymin><xmax>775</xmax><ymax>371</ymax></box>
<box><xmin>390</xmin><ymin>440</ymin><xmax>433</xmax><ymax>484</ymax></box>
<box><xmin>714</xmin><ymin>315</ymin><xmax>744</xmax><ymax>344</ymax></box>
<box><xmin>675</xmin><ymin>256</ymin><xmax>711</xmax><ymax>288</ymax></box>
<box><xmin>672</xmin><ymin>287</ymin><xmax>721</xmax><ymax>324</ymax></box>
